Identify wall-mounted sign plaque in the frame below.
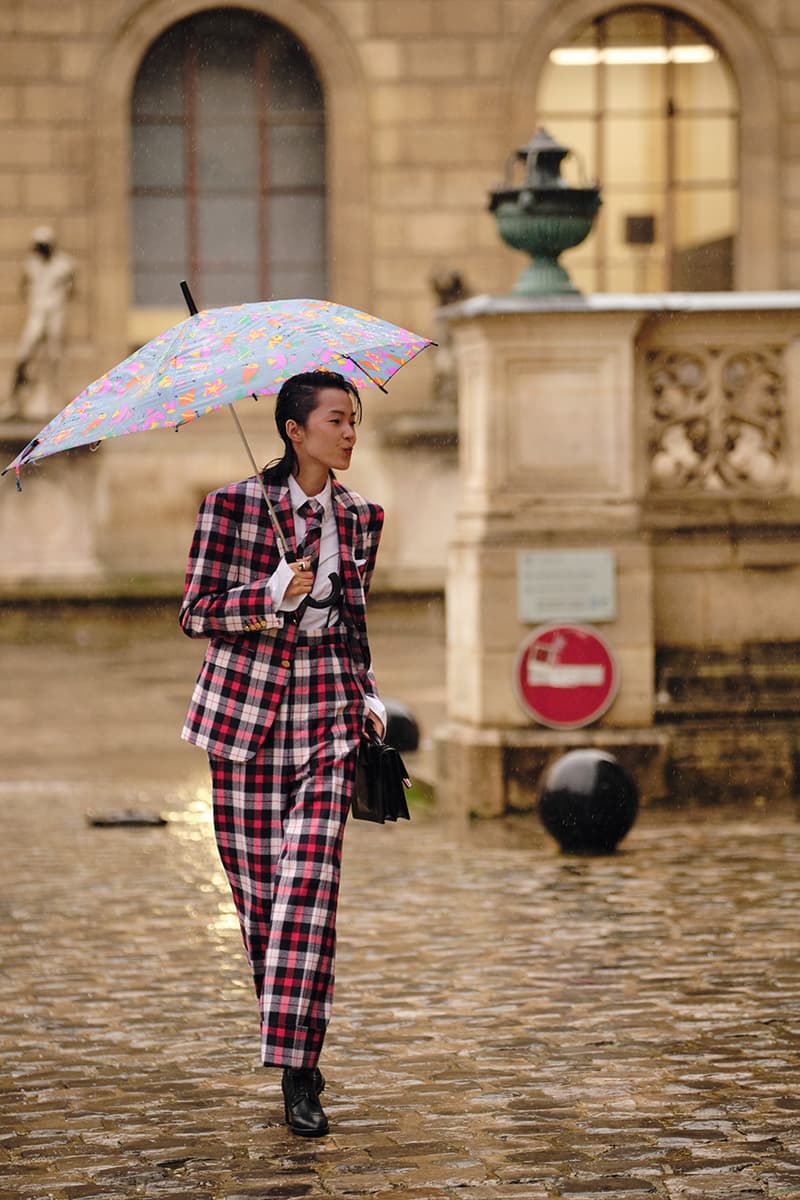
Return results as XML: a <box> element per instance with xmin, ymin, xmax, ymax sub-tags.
<box><xmin>518</xmin><ymin>549</ymin><xmax>616</xmax><ymax>623</ymax></box>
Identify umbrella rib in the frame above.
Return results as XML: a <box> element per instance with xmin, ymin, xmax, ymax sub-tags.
<box><xmin>341</xmin><ymin>355</ymin><xmax>389</xmax><ymax>394</ymax></box>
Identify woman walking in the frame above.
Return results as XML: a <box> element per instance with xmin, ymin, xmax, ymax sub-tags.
<box><xmin>179</xmin><ymin>370</ymin><xmax>385</xmax><ymax>1137</ymax></box>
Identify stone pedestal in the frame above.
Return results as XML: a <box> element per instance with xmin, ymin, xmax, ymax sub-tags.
<box><xmin>441</xmin><ymin>297</ymin><xmax>657</xmax><ymax>813</ymax></box>
<box><xmin>0</xmin><ymin>426</ymin><xmax>103</xmax><ymax>588</ymax></box>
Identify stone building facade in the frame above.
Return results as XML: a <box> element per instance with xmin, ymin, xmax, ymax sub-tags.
<box><xmin>0</xmin><ymin>0</ymin><xmax>798</xmax><ymax>593</ymax></box>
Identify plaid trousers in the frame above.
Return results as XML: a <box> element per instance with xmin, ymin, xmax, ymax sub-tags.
<box><xmin>210</xmin><ymin>626</ymin><xmax>367</xmax><ymax>1069</ymax></box>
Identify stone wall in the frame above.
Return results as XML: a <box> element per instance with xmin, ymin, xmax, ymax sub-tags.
<box><xmin>0</xmin><ymin>0</ymin><xmax>799</xmax><ymax>593</ymax></box>
<box><xmin>1</xmin><ymin>0</ymin><xmax>797</xmax><ymax>350</ymax></box>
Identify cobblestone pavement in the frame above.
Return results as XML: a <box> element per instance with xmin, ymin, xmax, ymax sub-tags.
<box><xmin>1</xmin><ymin>602</ymin><xmax>799</xmax><ymax>1199</ymax></box>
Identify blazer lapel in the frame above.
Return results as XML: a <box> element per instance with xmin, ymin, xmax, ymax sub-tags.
<box><xmin>332</xmin><ymin>482</ymin><xmax>372</xmax><ymax>667</ymax></box>
<box><xmin>333</xmin><ymin>490</ymin><xmax>359</xmax><ymax>601</ymax></box>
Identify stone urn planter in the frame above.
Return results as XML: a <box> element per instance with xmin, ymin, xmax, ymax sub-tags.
<box><xmin>489</xmin><ymin>127</ymin><xmax>602</xmax><ymax>295</ymax></box>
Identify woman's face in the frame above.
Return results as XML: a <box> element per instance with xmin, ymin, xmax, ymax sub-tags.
<box><xmin>291</xmin><ymin>387</ymin><xmax>357</xmax><ymax>473</ymax></box>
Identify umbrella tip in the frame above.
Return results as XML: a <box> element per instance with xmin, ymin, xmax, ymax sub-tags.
<box><xmin>180</xmin><ymin>280</ymin><xmax>199</xmax><ymax>316</ymax></box>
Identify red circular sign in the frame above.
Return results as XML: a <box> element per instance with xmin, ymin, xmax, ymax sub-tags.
<box><xmin>513</xmin><ymin>624</ymin><xmax>618</xmax><ymax>730</ymax></box>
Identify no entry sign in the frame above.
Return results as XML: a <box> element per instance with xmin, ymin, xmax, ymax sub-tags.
<box><xmin>513</xmin><ymin>624</ymin><xmax>618</xmax><ymax>730</ymax></box>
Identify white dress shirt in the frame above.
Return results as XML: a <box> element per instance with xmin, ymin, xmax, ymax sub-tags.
<box><xmin>268</xmin><ymin>475</ymin><xmax>386</xmax><ymax>730</ymax></box>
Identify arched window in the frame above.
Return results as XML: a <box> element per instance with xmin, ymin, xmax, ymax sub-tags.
<box><xmin>130</xmin><ymin>8</ymin><xmax>326</xmax><ymax>314</ymax></box>
<box><xmin>537</xmin><ymin>5</ymin><xmax>738</xmax><ymax>292</ymax></box>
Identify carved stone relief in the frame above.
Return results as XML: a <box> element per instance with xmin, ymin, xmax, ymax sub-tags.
<box><xmin>647</xmin><ymin>346</ymin><xmax>787</xmax><ymax>492</ymax></box>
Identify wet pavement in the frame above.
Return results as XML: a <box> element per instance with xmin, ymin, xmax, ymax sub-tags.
<box><xmin>1</xmin><ymin>599</ymin><xmax>799</xmax><ymax>1200</ymax></box>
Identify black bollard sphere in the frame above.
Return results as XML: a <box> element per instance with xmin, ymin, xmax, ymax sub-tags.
<box><xmin>384</xmin><ymin>697</ymin><xmax>420</xmax><ymax>752</ymax></box>
<box><xmin>538</xmin><ymin>749</ymin><xmax>639</xmax><ymax>854</ymax></box>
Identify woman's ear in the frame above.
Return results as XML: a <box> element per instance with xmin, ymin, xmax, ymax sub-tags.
<box><xmin>285</xmin><ymin>418</ymin><xmax>303</xmax><ymax>446</ymax></box>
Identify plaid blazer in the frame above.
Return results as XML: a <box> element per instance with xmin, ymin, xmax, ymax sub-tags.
<box><xmin>179</xmin><ymin>474</ymin><xmax>384</xmax><ymax>762</ymax></box>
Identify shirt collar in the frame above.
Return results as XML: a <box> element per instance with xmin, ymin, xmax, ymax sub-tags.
<box><xmin>288</xmin><ymin>474</ymin><xmax>332</xmax><ymax>516</ymax></box>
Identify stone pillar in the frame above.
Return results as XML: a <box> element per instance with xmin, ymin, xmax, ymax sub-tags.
<box><xmin>440</xmin><ymin>296</ymin><xmax>660</xmax><ymax>815</ymax></box>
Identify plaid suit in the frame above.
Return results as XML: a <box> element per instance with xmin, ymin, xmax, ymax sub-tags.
<box><xmin>179</xmin><ymin>474</ymin><xmax>383</xmax><ymax>1067</ymax></box>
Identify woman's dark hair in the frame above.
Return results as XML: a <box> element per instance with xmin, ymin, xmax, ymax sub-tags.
<box><xmin>262</xmin><ymin>370</ymin><xmax>363</xmax><ymax>482</ymax></box>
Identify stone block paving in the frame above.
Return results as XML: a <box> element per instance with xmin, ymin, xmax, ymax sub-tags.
<box><xmin>1</xmin><ymin>603</ymin><xmax>799</xmax><ymax>1198</ymax></box>
<box><xmin>2</xmin><ymin>788</ymin><xmax>799</xmax><ymax>1200</ymax></box>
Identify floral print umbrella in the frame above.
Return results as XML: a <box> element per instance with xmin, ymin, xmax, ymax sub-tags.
<box><xmin>3</xmin><ymin>298</ymin><xmax>433</xmax><ymax>483</ymax></box>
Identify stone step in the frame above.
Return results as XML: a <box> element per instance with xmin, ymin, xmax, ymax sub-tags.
<box><xmin>656</xmin><ymin>646</ymin><xmax>800</xmax><ymax>718</ymax></box>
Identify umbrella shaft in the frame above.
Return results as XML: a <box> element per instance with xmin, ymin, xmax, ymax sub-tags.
<box><xmin>178</xmin><ymin>281</ymin><xmax>291</xmax><ymax>561</ymax></box>
<box><xmin>227</xmin><ymin>404</ymin><xmax>291</xmax><ymax>559</ymax></box>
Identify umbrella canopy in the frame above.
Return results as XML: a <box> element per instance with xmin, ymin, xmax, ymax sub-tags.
<box><xmin>4</xmin><ymin>298</ymin><xmax>433</xmax><ymax>480</ymax></box>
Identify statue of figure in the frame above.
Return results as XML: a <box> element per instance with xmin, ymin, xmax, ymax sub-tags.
<box><xmin>430</xmin><ymin>269</ymin><xmax>469</xmax><ymax>412</ymax></box>
<box><xmin>5</xmin><ymin>226</ymin><xmax>76</xmax><ymax>421</ymax></box>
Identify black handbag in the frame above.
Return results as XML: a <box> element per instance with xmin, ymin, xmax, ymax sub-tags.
<box><xmin>352</xmin><ymin>729</ymin><xmax>412</xmax><ymax>823</ymax></box>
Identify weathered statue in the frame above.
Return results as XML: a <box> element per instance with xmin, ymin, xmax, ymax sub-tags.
<box><xmin>6</xmin><ymin>226</ymin><xmax>76</xmax><ymax>421</ymax></box>
<box><xmin>430</xmin><ymin>269</ymin><xmax>469</xmax><ymax>413</ymax></box>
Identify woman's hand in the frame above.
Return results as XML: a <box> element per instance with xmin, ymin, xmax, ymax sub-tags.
<box><xmin>284</xmin><ymin>558</ymin><xmax>315</xmax><ymax>599</ymax></box>
<box><xmin>365</xmin><ymin>711</ymin><xmax>385</xmax><ymax>740</ymax></box>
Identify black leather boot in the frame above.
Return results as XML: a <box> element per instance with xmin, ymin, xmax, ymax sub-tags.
<box><xmin>282</xmin><ymin>1067</ymin><xmax>329</xmax><ymax>1137</ymax></box>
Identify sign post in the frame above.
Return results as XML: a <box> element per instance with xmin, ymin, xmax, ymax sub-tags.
<box><xmin>513</xmin><ymin>624</ymin><xmax>619</xmax><ymax>730</ymax></box>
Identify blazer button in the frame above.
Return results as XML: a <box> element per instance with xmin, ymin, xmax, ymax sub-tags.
<box><xmin>280</xmin><ymin>658</ymin><xmax>291</xmax><ymax>668</ymax></box>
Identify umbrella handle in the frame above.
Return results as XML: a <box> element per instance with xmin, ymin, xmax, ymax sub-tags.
<box><xmin>309</xmin><ymin>571</ymin><xmax>342</xmax><ymax>609</ymax></box>
<box><xmin>284</xmin><ymin>558</ymin><xmax>342</xmax><ymax>609</ymax></box>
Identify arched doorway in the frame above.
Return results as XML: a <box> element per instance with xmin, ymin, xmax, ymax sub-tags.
<box><xmin>535</xmin><ymin>5</ymin><xmax>739</xmax><ymax>292</ymax></box>
<box><xmin>130</xmin><ymin>7</ymin><xmax>326</xmax><ymax>316</ymax></box>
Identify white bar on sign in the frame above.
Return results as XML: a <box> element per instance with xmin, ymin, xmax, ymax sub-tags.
<box><xmin>528</xmin><ymin>662</ymin><xmax>606</xmax><ymax>688</ymax></box>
